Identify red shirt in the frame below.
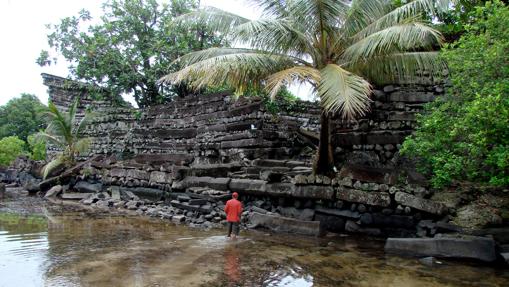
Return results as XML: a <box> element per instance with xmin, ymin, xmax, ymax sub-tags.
<box><xmin>224</xmin><ymin>198</ymin><xmax>242</xmax><ymax>222</ymax></box>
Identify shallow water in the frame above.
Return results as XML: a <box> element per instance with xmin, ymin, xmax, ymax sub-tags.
<box><xmin>0</xmin><ymin>212</ymin><xmax>508</xmax><ymax>287</ymax></box>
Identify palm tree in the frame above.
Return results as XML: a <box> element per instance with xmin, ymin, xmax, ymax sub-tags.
<box><xmin>161</xmin><ymin>0</ymin><xmax>450</xmax><ymax>176</ymax></box>
<box><xmin>38</xmin><ymin>98</ymin><xmax>92</xmax><ymax>179</ymax></box>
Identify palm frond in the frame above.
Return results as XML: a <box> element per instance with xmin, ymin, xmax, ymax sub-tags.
<box><xmin>174</xmin><ymin>6</ymin><xmax>249</xmax><ymax>35</ymax></box>
<box><xmin>46</xmin><ymin>101</ymin><xmax>72</xmax><ymax>143</ymax></box>
<box><xmin>161</xmin><ymin>52</ymin><xmax>296</xmax><ymax>91</ymax></box>
<box><xmin>36</xmin><ymin>131</ymin><xmax>65</xmax><ymax>149</ymax></box>
<box><xmin>245</xmin><ymin>0</ymin><xmax>289</xmax><ymax>18</ymax></box>
<box><xmin>42</xmin><ymin>156</ymin><xmax>65</xmax><ymax>179</ymax></box>
<box><xmin>68</xmin><ymin>98</ymin><xmax>79</xmax><ymax>129</ymax></box>
<box><xmin>353</xmin><ymin>51</ymin><xmax>447</xmax><ymax>85</ymax></box>
<box><xmin>290</xmin><ymin>0</ymin><xmax>350</xmax><ymax>34</ymax></box>
<box><xmin>319</xmin><ymin>64</ymin><xmax>372</xmax><ymax>119</ymax></box>
<box><xmin>266</xmin><ymin>66</ymin><xmax>320</xmax><ymax>99</ymax></box>
<box><xmin>233</xmin><ymin>18</ymin><xmax>313</xmax><ymax>57</ymax></box>
<box><xmin>345</xmin><ymin>0</ymin><xmax>452</xmax><ymax>39</ymax></box>
<box><xmin>172</xmin><ymin>47</ymin><xmax>310</xmax><ymax>67</ymax></box>
<box><xmin>342</xmin><ymin>23</ymin><xmax>443</xmax><ymax>64</ymax></box>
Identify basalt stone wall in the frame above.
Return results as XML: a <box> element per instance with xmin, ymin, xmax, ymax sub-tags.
<box><xmin>43</xmin><ymin>73</ymin><xmax>444</xmax><ymax>170</ymax></box>
<box><xmin>42</xmin><ymin>73</ymin><xmax>452</xmax><ymax>236</ymax></box>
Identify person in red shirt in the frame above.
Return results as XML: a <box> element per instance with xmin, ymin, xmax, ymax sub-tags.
<box><xmin>224</xmin><ymin>192</ymin><xmax>242</xmax><ymax>240</ymax></box>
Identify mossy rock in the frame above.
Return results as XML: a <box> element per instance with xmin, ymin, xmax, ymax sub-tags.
<box><xmin>431</xmin><ymin>191</ymin><xmax>462</xmax><ymax>209</ymax></box>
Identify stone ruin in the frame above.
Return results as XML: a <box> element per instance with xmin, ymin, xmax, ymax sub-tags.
<box><xmin>39</xmin><ymin>73</ymin><xmax>455</xmax><ymax>239</ymax></box>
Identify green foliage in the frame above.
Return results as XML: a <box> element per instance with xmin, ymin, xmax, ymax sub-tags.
<box><xmin>37</xmin><ymin>98</ymin><xmax>92</xmax><ymax>178</ymax></box>
<box><xmin>0</xmin><ymin>94</ymin><xmax>46</xmax><ymax>142</ymax></box>
<box><xmin>27</xmin><ymin>134</ymin><xmax>46</xmax><ymax>161</ymax></box>
<box><xmin>0</xmin><ymin>136</ymin><xmax>27</xmax><ymax>167</ymax></box>
<box><xmin>39</xmin><ymin>0</ymin><xmax>227</xmax><ymax>107</ymax></box>
<box><xmin>401</xmin><ymin>1</ymin><xmax>509</xmax><ymax>188</ymax></box>
<box><xmin>260</xmin><ymin>88</ymin><xmax>302</xmax><ymax>114</ymax></box>
<box><xmin>163</xmin><ymin>0</ymin><xmax>450</xmax><ymax>175</ymax></box>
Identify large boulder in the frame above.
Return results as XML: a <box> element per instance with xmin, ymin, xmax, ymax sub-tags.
<box><xmin>453</xmin><ymin>203</ymin><xmax>503</xmax><ymax>230</ymax></box>
<box><xmin>249</xmin><ymin>212</ymin><xmax>322</xmax><ymax>236</ymax></box>
<box><xmin>451</xmin><ymin>194</ymin><xmax>508</xmax><ymax>230</ymax></box>
<box><xmin>385</xmin><ymin>236</ymin><xmax>497</xmax><ymax>262</ymax></box>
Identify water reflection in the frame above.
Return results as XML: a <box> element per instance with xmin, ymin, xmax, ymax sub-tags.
<box><xmin>224</xmin><ymin>245</ymin><xmax>241</xmax><ymax>286</ymax></box>
<box><xmin>0</xmin><ymin>212</ymin><xmax>508</xmax><ymax>287</ymax></box>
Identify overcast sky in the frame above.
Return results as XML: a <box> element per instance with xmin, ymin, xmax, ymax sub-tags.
<box><xmin>0</xmin><ymin>0</ymin><xmax>312</xmax><ymax>107</ymax></box>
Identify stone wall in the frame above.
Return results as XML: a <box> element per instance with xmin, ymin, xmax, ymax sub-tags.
<box><xmin>39</xmin><ymin>73</ymin><xmax>454</xmax><ymax>236</ymax></box>
<box><xmin>43</xmin><ymin>73</ymin><xmax>444</xmax><ymax>169</ymax></box>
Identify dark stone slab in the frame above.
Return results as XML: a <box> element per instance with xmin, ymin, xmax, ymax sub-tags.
<box><xmin>225</xmin><ymin>120</ymin><xmax>260</xmax><ymax>132</ymax></box>
<box><xmin>110</xmin><ymin>168</ymin><xmax>127</xmax><ymax>178</ymax></box>
<box><xmin>249</xmin><ymin>212</ymin><xmax>322</xmax><ymax>236</ymax></box>
<box><xmin>189</xmin><ymin>199</ymin><xmax>207</xmax><ymax>206</ymax></box>
<box><xmin>388</xmin><ymin>91</ymin><xmax>436</xmax><ymax>103</ymax></box>
<box><xmin>337</xmin><ymin>188</ymin><xmax>391</xmax><ymax>207</ymax></box>
<box><xmin>292</xmin><ymin>185</ymin><xmax>334</xmax><ymax>200</ymax></box>
<box><xmin>122</xmin><ymin>187</ymin><xmax>165</xmax><ymax>201</ymax></box>
<box><xmin>184</xmin><ymin>176</ymin><xmax>231</xmax><ymax>191</ymax></box>
<box><xmin>133</xmin><ymin>154</ymin><xmax>193</xmax><ymax>165</ymax></box>
<box><xmin>472</xmin><ymin>227</ymin><xmax>509</xmax><ymax>244</ymax></box>
<box><xmin>278</xmin><ymin>207</ymin><xmax>315</xmax><ymax>221</ymax></box>
<box><xmin>228</xmin><ymin>102</ymin><xmax>261</xmax><ymax>116</ymax></box>
<box><xmin>338</xmin><ymin>164</ymin><xmax>392</xmax><ymax>184</ymax></box>
<box><xmin>127</xmin><ymin>169</ymin><xmax>150</xmax><ymax>180</ymax></box>
<box><xmin>152</xmin><ymin>128</ymin><xmax>197</xmax><ymax>139</ymax></box>
<box><xmin>395</xmin><ymin>192</ymin><xmax>448</xmax><ymax>215</ymax></box>
<box><xmin>370</xmin><ymin>213</ymin><xmax>415</xmax><ymax>229</ymax></box>
<box><xmin>170</xmin><ymin>200</ymin><xmax>212</xmax><ymax>214</ymax></box>
<box><xmin>332</xmin><ymin>133</ymin><xmax>364</xmax><ymax>146</ymax></box>
<box><xmin>188</xmin><ymin>163</ymin><xmax>241</xmax><ymax>177</ymax></box>
<box><xmin>229</xmin><ymin>179</ymin><xmax>267</xmax><ymax>194</ymax></box>
<box><xmin>220</xmin><ymin>138</ymin><xmax>266</xmax><ymax>149</ymax></box>
<box><xmin>385</xmin><ymin>237</ymin><xmax>497</xmax><ymax>262</ymax></box>
<box><xmin>315</xmin><ymin>213</ymin><xmax>346</xmax><ymax>233</ymax></box>
<box><xmin>61</xmin><ymin>193</ymin><xmax>93</xmax><ymax>200</ymax></box>
<box><xmin>365</xmin><ymin>131</ymin><xmax>410</xmax><ymax>145</ymax></box>
<box><xmin>74</xmin><ymin>181</ymin><xmax>103</xmax><ymax>193</ymax></box>
<box><xmin>345</xmin><ymin>220</ymin><xmax>382</xmax><ymax>236</ymax></box>
<box><xmin>315</xmin><ymin>207</ymin><xmax>361</xmax><ymax>219</ymax></box>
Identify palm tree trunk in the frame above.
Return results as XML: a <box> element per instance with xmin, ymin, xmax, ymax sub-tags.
<box><xmin>314</xmin><ymin>111</ymin><xmax>335</xmax><ymax>176</ymax></box>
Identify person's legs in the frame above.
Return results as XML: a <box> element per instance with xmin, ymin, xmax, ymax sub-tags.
<box><xmin>232</xmin><ymin>222</ymin><xmax>240</xmax><ymax>240</ymax></box>
<box><xmin>227</xmin><ymin>222</ymin><xmax>233</xmax><ymax>238</ymax></box>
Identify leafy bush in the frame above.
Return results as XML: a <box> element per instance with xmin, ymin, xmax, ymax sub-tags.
<box><xmin>260</xmin><ymin>88</ymin><xmax>303</xmax><ymax>114</ymax></box>
<box><xmin>0</xmin><ymin>136</ymin><xmax>27</xmax><ymax>166</ymax></box>
<box><xmin>27</xmin><ymin>134</ymin><xmax>46</xmax><ymax>161</ymax></box>
<box><xmin>0</xmin><ymin>94</ymin><xmax>46</xmax><ymax>141</ymax></box>
<box><xmin>401</xmin><ymin>1</ymin><xmax>509</xmax><ymax>188</ymax></box>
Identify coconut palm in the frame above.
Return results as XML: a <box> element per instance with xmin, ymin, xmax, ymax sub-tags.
<box><xmin>161</xmin><ymin>0</ymin><xmax>450</xmax><ymax>175</ymax></box>
<box><xmin>38</xmin><ymin>98</ymin><xmax>92</xmax><ymax>179</ymax></box>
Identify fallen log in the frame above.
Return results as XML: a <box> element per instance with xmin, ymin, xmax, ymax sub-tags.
<box><xmin>38</xmin><ymin>156</ymin><xmax>102</xmax><ymax>191</ymax></box>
